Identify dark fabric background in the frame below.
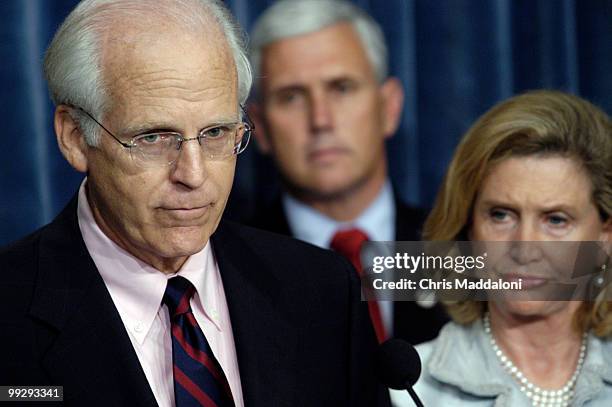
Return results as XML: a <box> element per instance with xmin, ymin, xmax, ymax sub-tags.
<box><xmin>1</xmin><ymin>0</ymin><xmax>611</xmax><ymax>246</ymax></box>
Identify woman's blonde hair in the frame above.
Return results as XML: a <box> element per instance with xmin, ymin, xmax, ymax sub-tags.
<box><xmin>423</xmin><ymin>90</ymin><xmax>612</xmax><ymax>335</ymax></box>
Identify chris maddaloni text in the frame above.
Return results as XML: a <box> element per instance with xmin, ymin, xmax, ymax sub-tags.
<box><xmin>372</xmin><ymin>278</ymin><xmax>523</xmax><ymax>291</ymax></box>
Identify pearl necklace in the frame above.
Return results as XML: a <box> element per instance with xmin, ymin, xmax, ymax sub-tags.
<box><xmin>483</xmin><ymin>313</ymin><xmax>587</xmax><ymax>407</ymax></box>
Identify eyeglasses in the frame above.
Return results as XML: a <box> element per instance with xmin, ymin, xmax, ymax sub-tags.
<box><xmin>76</xmin><ymin>107</ymin><xmax>252</xmax><ymax>168</ymax></box>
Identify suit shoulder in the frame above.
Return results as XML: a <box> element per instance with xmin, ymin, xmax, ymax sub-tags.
<box><xmin>0</xmin><ymin>228</ymin><xmax>43</xmax><ymax>323</ymax></box>
<box><xmin>0</xmin><ymin>227</ymin><xmax>44</xmax><ymax>283</ymax></box>
<box><xmin>218</xmin><ymin>220</ymin><xmax>340</xmax><ymax>257</ymax></box>
<box><xmin>216</xmin><ymin>220</ymin><xmax>353</xmax><ymax>276</ymax></box>
<box><xmin>243</xmin><ymin>196</ymin><xmax>290</xmax><ymax>235</ymax></box>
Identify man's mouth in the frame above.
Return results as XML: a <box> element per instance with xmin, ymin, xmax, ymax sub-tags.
<box><xmin>307</xmin><ymin>147</ymin><xmax>348</xmax><ymax>163</ymax></box>
<box><xmin>159</xmin><ymin>205</ymin><xmax>211</xmax><ymax>221</ymax></box>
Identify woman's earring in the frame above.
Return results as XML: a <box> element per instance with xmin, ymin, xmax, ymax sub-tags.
<box><xmin>588</xmin><ymin>263</ymin><xmax>607</xmax><ymax>299</ymax></box>
<box><xmin>594</xmin><ymin>264</ymin><xmax>606</xmax><ymax>288</ymax></box>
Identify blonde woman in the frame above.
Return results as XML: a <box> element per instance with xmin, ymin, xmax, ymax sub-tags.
<box><xmin>392</xmin><ymin>90</ymin><xmax>611</xmax><ymax>406</ymax></box>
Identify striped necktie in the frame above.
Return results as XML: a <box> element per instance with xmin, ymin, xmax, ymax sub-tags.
<box><xmin>163</xmin><ymin>276</ymin><xmax>235</xmax><ymax>407</ymax></box>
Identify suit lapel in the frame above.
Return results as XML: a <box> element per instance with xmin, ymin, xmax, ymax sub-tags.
<box><xmin>28</xmin><ymin>197</ymin><xmax>157</xmax><ymax>406</ymax></box>
<box><xmin>212</xmin><ymin>221</ymin><xmax>299</xmax><ymax>406</ymax></box>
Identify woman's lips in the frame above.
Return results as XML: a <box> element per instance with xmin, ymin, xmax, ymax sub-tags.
<box><xmin>502</xmin><ymin>274</ymin><xmax>549</xmax><ymax>289</ymax></box>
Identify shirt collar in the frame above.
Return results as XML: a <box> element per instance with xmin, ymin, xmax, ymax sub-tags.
<box><xmin>177</xmin><ymin>247</ymin><xmax>224</xmax><ymax>333</ymax></box>
<box><xmin>282</xmin><ymin>180</ymin><xmax>396</xmax><ymax>248</ymax></box>
<box><xmin>76</xmin><ymin>179</ymin><xmax>223</xmax><ymax>344</ymax></box>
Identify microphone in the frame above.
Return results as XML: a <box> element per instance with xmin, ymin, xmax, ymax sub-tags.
<box><xmin>376</xmin><ymin>338</ymin><xmax>425</xmax><ymax>407</ymax></box>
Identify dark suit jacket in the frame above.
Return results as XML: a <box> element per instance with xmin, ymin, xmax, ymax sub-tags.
<box><xmin>249</xmin><ymin>195</ymin><xmax>449</xmax><ymax>345</ymax></box>
<box><xmin>0</xmin><ymin>196</ymin><xmax>389</xmax><ymax>407</ymax></box>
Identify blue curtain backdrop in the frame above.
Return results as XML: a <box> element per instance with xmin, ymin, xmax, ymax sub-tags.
<box><xmin>1</xmin><ymin>0</ymin><xmax>611</xmax><ymax>246</ymax></box>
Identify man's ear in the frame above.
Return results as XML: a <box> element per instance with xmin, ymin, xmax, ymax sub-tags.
<box><xmin>248</xmin><ymin>102</ymin><xmax>272</xmax><ymax>155</ymax></box>
<box><xmin>379</xmin><ymin>77</ymin><xmax>404</xmax><ymax>139</ymax></box>
<box><xmin>54</xmin><ymin>105</ymin><xmax>89</xmax><ymax>173</ymax></box>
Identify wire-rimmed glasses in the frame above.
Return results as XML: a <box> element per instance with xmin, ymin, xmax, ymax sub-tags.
<box><xmin>76</xmin><ymin>106</ymin><xmax>252</xmax><ymax>168</ymax></box>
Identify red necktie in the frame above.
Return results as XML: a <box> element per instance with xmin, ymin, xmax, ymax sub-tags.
<box><xmin>330</xmin><ymin>229</ymin><xmax>387</xmax><ymax>343</ymax></box>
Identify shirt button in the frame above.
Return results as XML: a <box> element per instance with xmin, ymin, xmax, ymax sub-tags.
<box><xmin>211</xmin><ymin>310</ymin><xmax>219</xmax><ymax>321</ymax></box>
<box><xmin>134</xmin><ymin>322</ymin><xmax>144</xmax><ymax>333</ymax></box>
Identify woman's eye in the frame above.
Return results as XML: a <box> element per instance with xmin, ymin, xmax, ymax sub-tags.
<box><xmin>547</xmin><ymin>214</ymin><xmax>568</xmax><ymax>227</ymax></box>
<box><xmin>490</xmin><ymin>209</ymin><xmax>509</xmax><ymax>222</ymax></box>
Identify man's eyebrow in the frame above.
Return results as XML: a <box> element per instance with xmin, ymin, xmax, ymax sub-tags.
<box><xmin>207</xmin><ymin>115</ymin><xmax>242</xmax><ymax>125</ymax></box>
<box><xmin>122</xmin><ymin>116</ymin><xmax>240</xmax><ymax>136</ymax></box>
<box><xmin>269</xmin><ymin>84</ymin><xmax>306</xmax><ymax>94</ymax></box>
<box><xmin>268</xmin><ymin>74</ymin><xmax>363</xmax><ymax>92</ymax></box>
<box><xmin>122</xmin><ymin>123</ymin><xmax>178</xmax><ymax>136</ymax></box>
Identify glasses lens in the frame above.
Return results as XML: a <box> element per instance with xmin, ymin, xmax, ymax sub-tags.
<box><xmin>201</xmin><ymin>123</ymin><xmax>250</xmax><ymax>159</ymax></box>
<box><xmin>201</xmin><ymin>125</ymin><xmax>236</xmax><ymax>159</ymax></box>
<box><xmin>128</xmin><ymin>123</ymin><xmax>251</xmax><ymax>167</ymax></box>
<box><xmin>131</xmin><ymin>133</ymin><xmax>181</xmax><ymax>167</ymax></box>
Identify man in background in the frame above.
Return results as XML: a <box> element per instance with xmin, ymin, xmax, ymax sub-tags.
<box><xmin>0</xmin><ymin>0</ymin><xmax>388</xmax><ymax>405</ymax></box>
<box><xmin>248</xmin><ymin>0</ymin><xmax>448</xmax><ymax>345</ymax></box>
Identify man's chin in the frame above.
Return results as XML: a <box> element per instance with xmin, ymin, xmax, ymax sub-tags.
<box><xmin>301</xmin><ymin>180</ymin><xmax>362</xmax><ymax>201</ymax></box>
<box><xmin>149</xmin><ymin>228</ymin><xmax>211</xmax><ymax>258</ymax></box>
<box><xmin>172</xmin><ymin>233</ymin><xmax>210</xmax><ymax>253</ymax></box>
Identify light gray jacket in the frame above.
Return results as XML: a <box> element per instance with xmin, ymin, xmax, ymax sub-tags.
<box><xmin>391</xmin><ymin>321</ymin><xmax>612</xmax><ymax>406</ymax></box>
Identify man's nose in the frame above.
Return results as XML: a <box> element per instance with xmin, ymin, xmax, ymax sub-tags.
<box><xmin>169</xmin><ymin>139</ymin><xmax>207</xmax><ymax>189</ymax></box>
<box><xmin>308</xmin><ymin>91</ymin><xmax>334</xmax><ymax>133</ymax></box>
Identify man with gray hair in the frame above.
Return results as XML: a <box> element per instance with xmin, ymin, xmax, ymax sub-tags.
<box><xmin>0</xmin><ymin>1</ymin><xmax>388</xmax><ymax>406</ymax></box>
<box><xmin>248</xmin><ymin>0</ymin><xmax>448</xmax><ymax>345</ymax></box>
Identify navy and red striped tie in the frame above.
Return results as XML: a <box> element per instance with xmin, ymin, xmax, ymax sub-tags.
<box><xmin>163</xmin><ymin>276</ymin><xmax>235</xmax><ymax>407</ymax></box>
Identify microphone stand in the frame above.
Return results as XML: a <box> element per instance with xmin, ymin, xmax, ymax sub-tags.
<box><xmin>406</xmin><ymin>384</ymin><xmax>424</xmax><ymax>407</ymax></box>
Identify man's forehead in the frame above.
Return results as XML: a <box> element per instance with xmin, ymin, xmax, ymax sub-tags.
<box><xmin>102</xmin><ymin>24</ymin><xmax>235</xmax><ymax>88</ymax></box>
<box><xmin>97</xmin><ymin>23</ymin><xmax>238</xmax><ymax>126</ymax></box>
<box><xmin>103</xmin><ymin>19</ymin><xmax>228</xmax><ymax>63</ymax></box>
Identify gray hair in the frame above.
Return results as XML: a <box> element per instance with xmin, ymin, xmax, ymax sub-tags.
<box><xmin>44</xmin><ymin>0</ymin><xmax>252</xmax><ymax>146</ymax></box>
<box><xmin>250</xmin><ymin>0</ymin><xmax>388</xmax><ymax>91</ymax></box>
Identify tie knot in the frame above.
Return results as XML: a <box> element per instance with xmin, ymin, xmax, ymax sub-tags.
<box><xmin>163</xmin><ymin>276</ymin><xmax>195</xmax><ymax>317</ymax></box>
<box><xmin>330</xmin><ymin>228</ymin><xmax>370</xmax><ymax>272</ymax></box>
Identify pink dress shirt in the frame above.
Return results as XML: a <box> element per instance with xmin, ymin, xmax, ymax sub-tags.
<box><xmin>76</xmin><ymin>180</ymin><xmax>244</xmax><ymax>407</ymax></box>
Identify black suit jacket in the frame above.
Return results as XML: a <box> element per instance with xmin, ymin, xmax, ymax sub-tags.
<box><xmin>249</xmin><ymin>195</ymin><xmax>449</xmax><ymax>345</ymax></box>
<box><xmin>0</xmin><ymin>196</ymin><xmax>389</xmax><ymax>407</ymax></box>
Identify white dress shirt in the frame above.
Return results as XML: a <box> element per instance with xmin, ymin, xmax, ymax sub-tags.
<box><xmin>76</xmin><ymin>180</ymin><xmax>244</xmax><ymax>407</ymax></box>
